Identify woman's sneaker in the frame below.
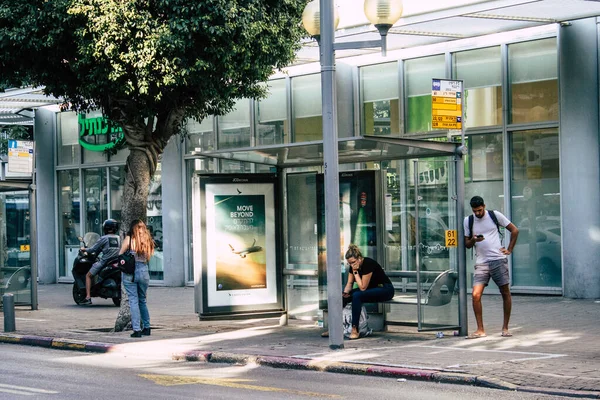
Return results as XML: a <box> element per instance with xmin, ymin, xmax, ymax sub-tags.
<box><xmin>80</xmin><ymin>298</ymin><xmax>92</xmax><ymax>306</ymax></box>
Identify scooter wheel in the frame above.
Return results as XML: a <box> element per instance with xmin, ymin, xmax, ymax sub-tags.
<box><xmin>112</xmin><ymin>297</ymin><xmax>121</xmax><ymax>307</ymax></box>
<box><xmin>72</xmin><ymin>284</ymin><xmax>86</xmax><ymax>305</ymax></box>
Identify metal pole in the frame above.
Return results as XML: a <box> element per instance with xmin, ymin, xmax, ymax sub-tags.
<box><xmin>413</xmin><ymin>160</ymin><xmax>422</xmax><ymax>331</ymax></box>
<box><xmin>456</xmin><ymin>153</ymin><xmax>468</xmax><ymax>336</ymax></box>
<box><xmin>321</xmin><ymin>0</ymin><xmax>343</xmax><ymax>349</ymax></box>
<box><xmin>3</xmin><ymin>294</ymin><xmax>16</xmax><ymax>332</ymax></box>
<box><xmin>30</xmin><ymin>111</ymin><xmax>38</xmax><ymax>310</ymax></box>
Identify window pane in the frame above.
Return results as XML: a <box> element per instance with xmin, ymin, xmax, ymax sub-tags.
<box><xmin>109</xmin><ymin>166</ymin><xmax>126</xmax><ymax>222</ymax></box>
<box><xmin>361</xmin><ymin>62</ymin><xmax>399</xmax><ymax>135</ymax></box>
<box><xmin>509</xmin><ymin>38</ymin><xmax>558</xmax><ymax>124</ymax></box>
<box><xmin>79</xmin><ymin>111</ymin><xmax>109</xmax><ymax>163</ymax></box>
<box><xmin>464</xmin><ymin>133</ymin><xmax>504</xmax><ymax>289</ymax></box>
<box><xmin>510</xmin><ymin>129</ymin><xmax>561</xmax><ymax>287</ymax></box>
<box><xmin>147</xmin><ymin>163</ymin><xmax>163</xmax><ymax>281</ymax></box>
<box><xmin>405</xmin><ymin>55</ymin><xmax>445</xmax><ymax>133</ymax></box>
<box><xmin>217</xmin><ymin>99</ymin><xmax>251</xmax><ymax>150</ymax></box>
<box><xmin>257</xmin><ymin>79</ymin><xmax>288</xmax><ymax>145</ymax></box>
<box><xmin>453</xmin><ymin>47</ymin><xmax>502</xmax><ymax>128</ymax></box>
<box><xmin>186</xmin><ymin>117</ymin><xmax>214</xmax><ymax>154</ymax></box>
<box><xmin>58</xmin><ymin>112</ymin><xmax>81</xmax><ymax>165</ymax></box>
<box><xmin>292</xmin><ymin>74</ymin><xmax>322</xmax><ymax>142</ymax></box>
<box><xmin>58</xmin><ymin>170</ymin><xmax>80</xmax><ymax>277</ymax></box>
<box><xmin>83</xmin><ymin>168</ymin><xmax>108</xmax><ymax>235</ymax></box>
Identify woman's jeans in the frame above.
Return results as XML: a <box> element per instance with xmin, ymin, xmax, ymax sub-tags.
<box><xmin>343</xmin><ymin>283</ymin><xmax>394</xmax><ymax>328</ymax></box>
<box><xmin>123</xmin><ymin>262</ymin><xmax>150</xmax><ymax>332</ymax></box>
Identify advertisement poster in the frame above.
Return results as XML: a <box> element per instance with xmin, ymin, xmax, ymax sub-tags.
<box><xmin>205</xmin><ymin>182</ymin><xmax>277</xmax><ymax>308</ymax></box>
<box><xmin>317</xmin><ymin>171</ymin><xmax>377</xmax><ymax>308</ymax></box>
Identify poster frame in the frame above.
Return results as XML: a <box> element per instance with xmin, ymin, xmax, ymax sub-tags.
<box><xmin>198</xmin><ymin>174</ymin><xmax>283</xmax><ymax>317</ymax></box>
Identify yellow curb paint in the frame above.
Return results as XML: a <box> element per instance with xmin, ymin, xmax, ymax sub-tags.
<box><xmin>51</xmin><ymin>340</ymin><xmax>86</xmax><ymax>350</ymax></box>
<box><xmin>139</xmin><ymin>374</ymin><xmax>341</xmax><ymax>398</ymax></box>
<box><xmin>0</xmin><ymin>335</ymin><xmax>22</xmax><ymax>343</ymax></box>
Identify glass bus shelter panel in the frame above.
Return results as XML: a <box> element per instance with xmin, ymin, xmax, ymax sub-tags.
<box><xmin>286</xmin><ymin>173</ymin><xmax>319</xmax><ymax>320</ymax></box>
<box><xmin>0</xmin><ymin>191</ymin><xmax>32</xmax><ymax>306</ymax></box>
<box><xmin>415</xmin><ymin>160</ymin><xmax>459</xmax><ymax>331</ymax></box>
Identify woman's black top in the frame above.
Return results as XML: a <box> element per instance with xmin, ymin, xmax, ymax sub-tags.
<box><xmin>348</xmin><ymin>257</ymin><xmax>392</xmax><ymax>289</ymax></box>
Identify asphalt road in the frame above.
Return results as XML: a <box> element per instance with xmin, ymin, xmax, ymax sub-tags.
<box><xmin>0</xmin><ymin>343</ymin><xmax>573</xmax><ymax>400</ymax></box>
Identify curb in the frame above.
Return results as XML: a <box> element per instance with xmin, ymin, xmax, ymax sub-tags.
<box><xmin>3</xmin><ymin>333</ymin><xmax>600</xmax><ymax>398</ymax></box>
<box><xmin>0</xmin><ymin>333</ymin><xmax>115</xmax><ymax>354</ymax></box>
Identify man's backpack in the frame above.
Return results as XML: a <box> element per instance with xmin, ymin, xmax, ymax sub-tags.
<box><xmin>468</xmin><ymin>210</ymin><xmax>504</xmax><ymax>244</ymax></box>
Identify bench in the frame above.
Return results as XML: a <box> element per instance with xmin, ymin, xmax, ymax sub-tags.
<box><xmin>385</xmin><ymin>269</ymin><xmax>457</xmax><ymax>307</ymax></box>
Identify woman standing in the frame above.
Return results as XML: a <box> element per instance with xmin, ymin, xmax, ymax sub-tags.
<box><xmin>120</xmin><ymin>219</ymin><xmax>154</xmax><ymax>338</ymax></box>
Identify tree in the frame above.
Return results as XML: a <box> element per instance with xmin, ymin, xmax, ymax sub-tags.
<box><xmin>0</xmin><ymin>0</ymin><xmax>306</xmax><ymax>330</ymax></box>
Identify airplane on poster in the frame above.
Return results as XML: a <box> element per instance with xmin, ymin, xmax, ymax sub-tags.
<box><xmin>229</xmin><ymin>239</ymin><xmax>262</xmax><ymax>258</ymax></box>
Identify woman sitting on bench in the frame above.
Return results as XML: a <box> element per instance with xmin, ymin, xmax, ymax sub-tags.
<box><xmin>322</xmin><ymin>244</ymin><xmax>395</xmax><ymax>340</ymax></box>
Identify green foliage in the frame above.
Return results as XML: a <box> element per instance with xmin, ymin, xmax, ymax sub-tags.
<box><xmin>0</xmin><ymin>0</ymin><xmax>306</xmax><ymax>124</ymax></box>
<box><xmin>0</xmin><ymin>125</ymin><xmax>33</xmax><ymax>155</ymax></box>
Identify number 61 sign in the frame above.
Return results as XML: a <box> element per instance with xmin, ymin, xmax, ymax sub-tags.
<box><xmin>445</xmin><ymin>230</ymin><xmax>458</xmax><ymax>247</ymax></box>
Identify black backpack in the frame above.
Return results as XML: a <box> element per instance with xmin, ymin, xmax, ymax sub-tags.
<box><xmin>468</xmin><ymin>210</ymin><xmax>504</xmax><ymax>245</ymax></box>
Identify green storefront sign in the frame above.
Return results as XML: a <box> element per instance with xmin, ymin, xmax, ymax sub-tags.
<box><xmin>78</xmin><ymin>114</ymin><xmax>125</xmax><ymax>152</ymax></box>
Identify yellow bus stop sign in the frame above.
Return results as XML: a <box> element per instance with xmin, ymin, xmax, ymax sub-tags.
<box><xmin>445</xmin><ymin>230</ymin><xmax>458</xmax><ymax>247</ymax></box>
<box><xmin>432</xmin><ymin>79</ymin><xmax>463</xmax><ymax>130</ymax></box>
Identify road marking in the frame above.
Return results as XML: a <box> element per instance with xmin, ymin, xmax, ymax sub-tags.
<box><xmin>15</xmin><ymin>318</ymin><xmax>48</xmax><ymax>322</ymax></box>
<box><xmin>0</xmin><ymin>383</ymin><xmax>59</xmax><ymax>395</ymax></box>
<box><xmin>139</xmin><ymin>374</ymin><xmax>341</xmax><ymax>398</ymax></box>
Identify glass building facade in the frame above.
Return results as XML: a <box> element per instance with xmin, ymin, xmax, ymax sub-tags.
<box><xmin>40</xmin><ymin>20</ymin><xmax>600</xmax><ymax>312</ymax></box>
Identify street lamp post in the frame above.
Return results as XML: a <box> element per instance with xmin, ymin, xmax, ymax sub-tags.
<box><xmin>302</xmin><ymin>0</ymin><xmax>403</xmax><ymax>349</ymax></box>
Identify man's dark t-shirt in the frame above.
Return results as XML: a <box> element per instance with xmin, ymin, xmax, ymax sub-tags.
<box><xmin>348</xmin><ymin>257</ymin><xmax>391</xmax><ymax>289</ymax></box>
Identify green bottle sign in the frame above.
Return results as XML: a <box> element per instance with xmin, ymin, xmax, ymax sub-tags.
<box><xmin>78</xmin><ymin>114</ymin><xmax>125</xmax><ymax>152</ymax></box>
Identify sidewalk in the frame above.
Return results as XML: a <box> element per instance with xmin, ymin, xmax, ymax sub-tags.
<box><xmin>2</xmin><ymin>284</ymin><xmax>600</xmax><ymax>398</ymax></box>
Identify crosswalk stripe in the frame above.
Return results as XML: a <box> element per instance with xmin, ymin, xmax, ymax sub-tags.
<box><xmin>0</xmin><ymin>383</ymin><xmax>58</xmax><ymax>394</ymax></box>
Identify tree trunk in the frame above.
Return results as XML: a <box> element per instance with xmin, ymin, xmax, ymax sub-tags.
<box><xmin>113</xmin><ymin>147</ymin><xmax>154</xmax><ymax>332</ymax></box>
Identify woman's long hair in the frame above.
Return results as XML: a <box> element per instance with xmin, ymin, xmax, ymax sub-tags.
<box><xmin>127</xmin><ymin>219</ymin><xmax>155</xmax><ymax>260</ymax></box>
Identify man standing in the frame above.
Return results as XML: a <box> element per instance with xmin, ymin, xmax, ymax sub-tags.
<box><xmin>464</xmin><ymin>196</ymin><xmax>519</xmax><ymax>338</ymax></box>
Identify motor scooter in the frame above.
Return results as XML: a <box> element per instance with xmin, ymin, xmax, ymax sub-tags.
<box><xmin>71</xmin><ymin>236</ymin><xmax>121</xmax><ymax>306</ymax></box>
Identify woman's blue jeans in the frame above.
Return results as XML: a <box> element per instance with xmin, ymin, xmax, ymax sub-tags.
<box><xmin>343</xmin><ymin>283</ymin><xmax>394</xmax><ymax>328</ymax></box>
<box><xmin>123</xmin><ymin>262</ymin><xmax>150</xmax><ymax>332</ymax></box>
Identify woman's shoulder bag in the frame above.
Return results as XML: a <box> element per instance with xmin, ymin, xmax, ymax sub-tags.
<box><xmin>117</xmin><ymin>237</ymin><xmax>136</xmax><ymax>276</ymax></box>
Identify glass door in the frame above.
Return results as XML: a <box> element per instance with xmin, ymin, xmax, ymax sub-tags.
<box><xmin>413</xmin><ymin>160</ymin><xmax>460</xmax><ymax>331</ymax></box>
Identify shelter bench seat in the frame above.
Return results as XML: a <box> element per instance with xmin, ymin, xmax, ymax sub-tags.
<box><xmin>385</xmin><ymin>270</ymin><xmax>458</xmax><ymax>307</ymax></box>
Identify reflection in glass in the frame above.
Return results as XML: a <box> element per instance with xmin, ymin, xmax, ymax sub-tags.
<box><xmin>58</xmin><ymin>170</ymin><xmax>80</xmax><ymax>277</ymax></box>
<box><xmin>0</xmin><ymin>191</ymin><xmax>32</xmax><ymax>304</ymax></box>
<box><xmin>83</xmin><ymin>168</ymin><xmax>108</xmax><ymax>235</ymax></box>
<box><xmin>453</xmin><ymin>47</ymin><xmax>502</xmax><ymax>128</ymax></box>
<box><xmin>218</xmin><ymin>99</ymin><xmax>251</xmax><ymax>150</ymax></box>
<box><xmin>186</xmin><ymin>117</ymin><xmax>214</xmax><ymax>154</ymax></box>
<box><xmin>463</xmin><ymin>133</ymin><xmax>504</xmax><ymax>289</ymax></box>
<box><xmin>109</xmin><ymin>166</ymin><xmax>126</xmax><ymax>223</ymax></box>
<box><xmin>257</xmin><ymin>79</ymin><xmax>288</xmax><ymax>145</ymax></box>
<box><xmin>405</xmin><ymin>55</ymin><xmax>445</xmax><ymax>133</ymax></box>
<box><xmin>510</xmin><ymin>129</ymin><xmax>561</xmax><ymax>287</ymax></box>
<box><xmin>58</xmin><ymin>112</ymin><xmax>81</xmax><ymax>165</ymax></box>
<box><xmin>361</xmin><ymin>62</ymin><xmax>399</xmax><ymax>136</ymax></box>
<box><xmin>147</xmin><ymin>163</ymin><xmax>163</xmax><ymax>281</ymax></box>
<box><xmin>509</xmin><ymin>38</ymin><xmax>558</xmax><ymax>124</ymax></box>
<box><xmin>292</xmin><ymin>74</ymin><xmax>322</xmax><ymax>142</ymax></box>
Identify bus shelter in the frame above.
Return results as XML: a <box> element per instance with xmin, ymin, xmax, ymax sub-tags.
<box><xmin>193</xmin><ymin>135</ymin><xmax>467</xmax><ymax>334</ymax></box>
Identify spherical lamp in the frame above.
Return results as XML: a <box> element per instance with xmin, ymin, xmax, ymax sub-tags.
<box><xmin>364</xmin><ymin>0</ymin><xmax>403</xmax><ymax>27</ymax></box>
<box><xmin>302</xmin><ymin>0</ymin><xmax>340</xmax><ymax>37</ymax></box>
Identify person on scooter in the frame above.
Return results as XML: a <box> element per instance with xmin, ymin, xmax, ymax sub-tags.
<box><xmin>79</xmin><ymin>219</ymin><xmax>121</xmax><ymax>305</ymax></box>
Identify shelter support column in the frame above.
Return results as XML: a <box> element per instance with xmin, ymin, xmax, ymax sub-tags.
<box><xmin>558</xmin><ymin>18</ymin><xmax>600</xmax><ymax>298</ymax></box>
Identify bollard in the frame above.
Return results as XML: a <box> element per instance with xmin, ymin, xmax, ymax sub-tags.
<box><xmin>3</xmin><ymin>293</ymin><xmax>16</xmax><ymax>332</ymax></box>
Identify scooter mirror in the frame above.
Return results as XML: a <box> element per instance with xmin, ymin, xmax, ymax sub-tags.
<box><xmin>77</xmin><ymin>236</ymin><xmax>84</xmax><ymax>243</ymax></box>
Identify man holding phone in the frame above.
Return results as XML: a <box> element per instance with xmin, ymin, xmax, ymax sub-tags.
<box><xmin>464</xmin><ymin>196</ymin><xmax>519</xmax><ymax>339</ymax></box>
